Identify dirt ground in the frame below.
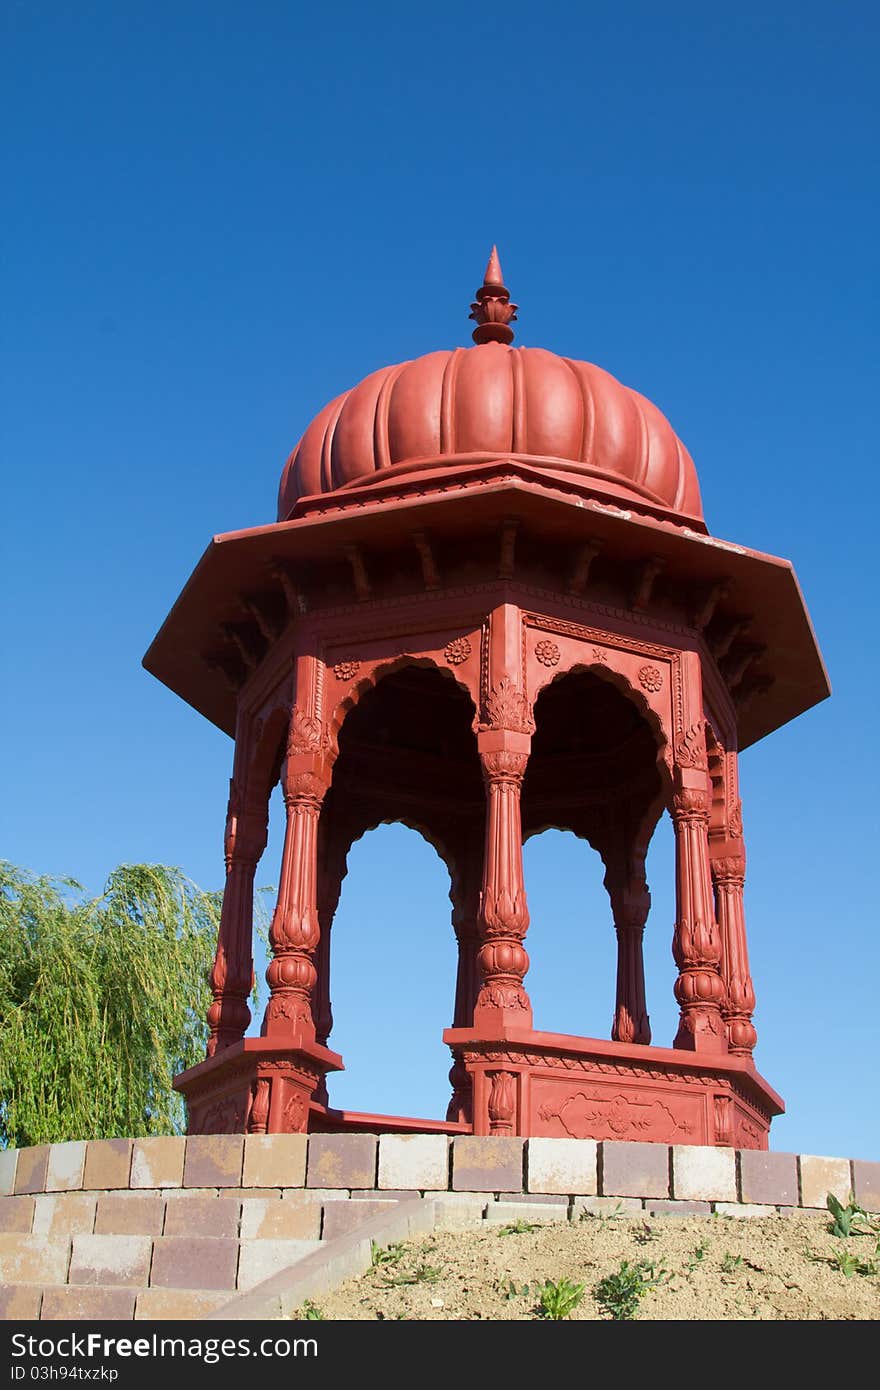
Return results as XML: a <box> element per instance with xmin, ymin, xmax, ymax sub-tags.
<box><xmin>303</xmin><ymin>1210</ymin><xmax>880</xmax><ymax>1321</ymax></box>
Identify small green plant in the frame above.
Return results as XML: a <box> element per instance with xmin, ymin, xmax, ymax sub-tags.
<box><xmin>495</xmin><ymin>1277</ymin><xmax>532</xmax><ymax>1301</ymax></box>
<box><xmin>633</xmin><ymin>1222</ymin><xmax>657</xmax><ymax>1245</ymax></box>
<box><xmin>385</xmin><ymin>1263</ymin><xmax>443</xmax><ymax>1286</ymax></box>
<box><xmin>831</xmin><ymin>1247</ymin><xmax>861</xmax><ymax>1278</ymax></box>
<box><xmin>684</xmin><ymin>1239</ymin><xmax>710</xmax><ymax>1273</ymax></box>
<box><xmin>594</xmin><ymin>1260</ymin><xmax>668</xmax><ymax>1321</ymax></box>
<box><xmin>498</xmin><ymin>1218</ymin><xmax>541</xmax><ymax>1236</ymax></box>
<box><xmin>721</xmin><ymin>1252</ymin><xmax>743</xmax><ymax>1274</ymax></box>
<box><xmin>812</xmin><ymin>1241</ymin><xmax>880</xmax><ymax>1279</ymax></box>
<box><xmin>825</xmin><ymin>1193</ymin><xmax>875</xmax><ymax>1239</ymax></box>
<box><xmin>578</xmin><ymin>1200</ymin><xmax>623</xmax><ymax>1222</ymax></box>
<box><xmin>298</xmin><ymin>1300</ymin><xmax>325</xmax><ymax>1320</ymax></box>
<box><xmin>534</xmin><ymin>1277</ymin><xmax>586</xmax><ymax>1320</ymax></box>
<box><xmin>371</xmin><ymin>1240</ymin><xmax>404</xmax><ymax>1267</ymax></box>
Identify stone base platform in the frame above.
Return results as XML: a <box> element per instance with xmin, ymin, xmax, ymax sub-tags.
<box><xmin>444</xmin><ymin>1028</ymin><xmax>784</xmax><ymax>1149</ymax></box>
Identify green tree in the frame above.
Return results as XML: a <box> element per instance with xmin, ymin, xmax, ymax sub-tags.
<box><xmin>0</xmin><ymin>860</ymin><xmax>224</xmax><ymax>1146</ymax></box>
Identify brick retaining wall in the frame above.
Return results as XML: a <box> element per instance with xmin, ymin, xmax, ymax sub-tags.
<box><xmin>2</xmin><ymin>1135</ymin><xmax>878</xmax><ymax>1213</ymax></box>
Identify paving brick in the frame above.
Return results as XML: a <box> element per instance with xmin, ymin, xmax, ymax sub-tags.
<box><xmin>321</xmin><ymin>1199</ymin><xmax>400</xmax><ymax>1240</ymax></box>
<box><xmin>242</xmin><ymin>1134</ymin><xmax>307</xmax><ymax>1188</ymax></box>
<box><xmin>672</xmin><ymin>1145</ymin><xmax>736</xmax><ymax>1202</ymax></box>
<box><xmin>739</xmin><ymin>1150</ymin><xmax>798</xmax><ymax>1206</ymax></box>
<box><xmin>351</xmin><ymin>1188</ymin><xmax>416</xmax><ymax>1200</ymax></box>
<box><xmin>163</xmin><ymin>1196</ymin><xmax>240</xmax><ymax>1239</ymax></box>
<box><xmin>498</xmin><ymin>1191</ymin><xmax>573</xmax><ymax>1204</ymax></box>
<box><xmin>0</xmin><ymin>1285</ymin><xmax>42</xmax><ymax>1318</ymax></box>
<box><xmin>32</xmin><ymin>1193</ymin><xmax>96</xmax><ymax>1237</ymax></box>
<box><xmin>307</xmin><ymin>1134</ymin><xmax>377</xmax><ymax>1190</ymax></box>
<box><xmin>571</xmin><ymin>1196</ymin><xmax>643</xmax><ymax>1217</ymax></box>
<box><xmin>131</xmin><ymin>1137</ymin><xmax>185</xmax><ymax>1189</ymax></box>
<box><xmin>430</xmin><ymin>1197</ymin><xmax>488</xmax><ymax>1229</ymax></box>
<box><xmin>83</xmin><ymin>1139</ymin><xmax>133</xmax><ymax>1191</ymax></box>
<box><xmin>424</xmin><ymin>1191</ymin><xmax>490</xmax><ymax>1212</ymax></box>
<box><xmin>378</xmin><ymin>1135</ymin><xmax>449</xmax><ymax>1191</ymax></box>
<box><xmin>647</xmin><ymin>1200</ymin><xmax>713</xmax><ymax>1216</ymax></box>
<box><xmin>69</xmin><ymin>1234</ymin><xmax>153</xmax><ymax>1287</ymax></box>
<box><xmin>799</xmin><ymin>1155</ymin><xmax>852</xmax><ymax>1208</ymax></box>
<box><xmin>135</xmin><ymin>1288</ymin><xmax>232</xmax><ymax>1320</ymax></box>
<box><xmin>94</xmin><ymin>1194</ymin><xmax>166</xmax><ymax>1237</ymax></box>
<box><xmin>41</xmin><ymin>1286</ymin><xmax>137</xmax><ymax>1320</ymax></box>
<box><xmin>526</xmin><ymin>1137</ymin><xmax>597</xmax><ymax>1195</ymax></box>
<box><xmin>162</xmin><ymin>1187</ymin><xmax>219</xmax><ymax>1199</ymax></box>
<box><xmin>14</xmin><ymin>1145</ymin><xmax>50</xmax><ymax>1195</ymax></box>
<box><xmin>0</xmin><ymin>1150</ymin><xmax>19</xmax><ymax>1197</ymax></box>
<box><xmin>0</xmin><ymin>1196</ymin><xmax>35</xmax><ymax>1233</ymax></box>
<box><xmin>150</xmin><ymin>1236</ymin><xmax>239</xmax><ymax>1291</ymax></box>
<box><xmin>602</xmin><ymin>1140</ymin><xmax>670</xmax><ymax>1199</ymax></box>
<box><xmin>184</xmin><ymin>1136</ymin><xmax>244</xmax><ymax>1189</ymax></box>
<box><xmin>221</xmin><ymin>1187</ymin><xmax>281</xmax><ymax>1200</ymax></box>
<box><xmin>237</xmin><ymin>1238</ymin><xmax>322</xmax><ymax>1291</ymax></box>
<box><xmin>286</xmin><ymin>1187</ymin><xmax>349</xmax><ymax>1202</ymax></box>
<box><xmin>46</xmin><ymin>1140</ymin><xmax>86</xmax><ymax>1192</ymax></box>
<box><xmin>486</xmin><ymin>1200</ymin><xmax>568</xmax><ymax>1225</ymax></box>
<box><xmin>452</xmin><ymin>1137</ymin><xmax>524</xmax><ymax>1193</ymax></box>
<box><xmin>852</xmin><ymin>1159</ymin><xmax>880</xmax><ymax>1213</ymax></box>
<box><xmin>239</xmin><ymin>1199</ymin><xmax>321</xmax><ymax>1241</ymax></box>
<box><xmin>714</xmin><ymin>1202</ymin><xmax>776</xmax><ymax>1218</ymax></box>
<box><xmin>0</xmin><ymin>1233</ymin><xmax>71</xmax><ymax>1284</ymax></box>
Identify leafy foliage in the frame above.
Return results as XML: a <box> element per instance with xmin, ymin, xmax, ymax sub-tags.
<box><xmin>594</xmin><ymin>1259</ymin><xmax>668</xmax><ymax>1320</ymax></box>
<box><xmin>0</xmin><ymin>860</ymin><xmax>224</xmax><ymax>1146</ymax></box>
<box><xmin>534</xmin><ymin>1277</ymin><xmax>585</xmax><ymax>1320</ymax></box>
<box><xmin>826</xmin><ymin>1193</ymin><xmax>875</xmax><ymax>1239</ymax></box>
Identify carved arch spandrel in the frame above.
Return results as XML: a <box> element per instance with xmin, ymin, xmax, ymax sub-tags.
<box><xmin>526</xmin><ymin>655</ymin><xmax>674</xmax><ymax>798</ymax></box>
<box><xmin>323</xmin><ymin>651</ymin><xmax>481</xmax><ymax>748</ymax></box>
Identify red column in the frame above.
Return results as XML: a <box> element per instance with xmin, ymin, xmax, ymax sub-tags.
<box><xmin>671</xmin><ymin>778</ymin><xmax>727</xmax><ymax>1053</ymax></box>
<box><xmin>450</xmin><ymin>828</ymin><xmax>483</xmax><ymax>1027</ymax></box>
<box><xmin>472</xmin><ymin>602</ymin><xmax>534</xmax><ymax>1031</ymax></box>
<box><xmin>669</xmin><ymin>701</ymin><xmax>728</xmax><ymax>1053</ymax></box>
<box><xmin>262</xmin><ymin>763</ymin><xmax>328</xmax><ymax>1042</ymax></box>
<box><xmin>206</xmin><ymin>781</ymin><xmax>268</xmax><ymax>1057</ymax></box>
<box><xmin>611</xmin><ymin>887</ymin><xmax>652</xmax><ymax>1046</ymax></box>
<box><xmin>447</xmin><ymin>825</ymin><xmax>485</xmax><ymax>1123</ymax></box>
<box><xmin>712</xmin><ymin>844</ymin><xmax>757</xmax><ymax>1057</ymax></box>
<box><xmin>473</xmin><ymin>741</ymin><xmax>533</xmax><ymax>1028</ymax></box>
<box><xmin>599</xmin><ymin>819</ymin><xmax>652</xmax><ymax>1046</ymax></box>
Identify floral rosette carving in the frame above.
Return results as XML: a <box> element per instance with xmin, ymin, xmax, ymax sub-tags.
<box><xmin>535</xmin><ymin>639</ymin><xmax>561</xmax><ymax>667</ymax></box>
<box><xmin>332</xmin><ymin>660</ymin><xmax>360</xmax><ymax>681</ymax></box>
<box><xmin>638</xmin><ymin>664</ymin><xmax>663</xmax><ymax>692</ymax></box>
<box><xmin>444</xmin><ymin>637</ymin><xmax>472</xmax><ymax>666</ymax></box>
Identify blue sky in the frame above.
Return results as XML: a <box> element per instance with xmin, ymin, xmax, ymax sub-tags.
<box><xmin>2</xmin><ymin>2</ymin><xmax>877</xmax><ymax>1159</ymax></box>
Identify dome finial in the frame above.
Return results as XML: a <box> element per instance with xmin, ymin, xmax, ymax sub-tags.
<box><xmin>470</xmin><ymin>246</ymin><xmax>518</xmax><ymax>345</ymax></box>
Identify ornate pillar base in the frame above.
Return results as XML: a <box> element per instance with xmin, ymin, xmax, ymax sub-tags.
<box><xmin>174</xmin><ymin>1036</ymin><xmax>343</xmax><ymax>1136</ymax></box>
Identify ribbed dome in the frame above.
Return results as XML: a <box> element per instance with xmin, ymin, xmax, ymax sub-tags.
<box><xmin>277</xmin><ymin>342</ymin><xmax>703</xmax><ymax>525</ymax></box>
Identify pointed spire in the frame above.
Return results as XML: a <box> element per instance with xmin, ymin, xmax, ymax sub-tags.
<box><xmin>469</xmin><ymin>246</ymin><xmax>518</xmax><ymax>345</ymax></box>
<box><xmin>484</xmin><ymin>245</ymin><xmax>504</xmax><ymax>288</ymax></box>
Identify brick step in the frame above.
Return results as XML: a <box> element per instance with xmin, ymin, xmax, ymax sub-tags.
<box><xmin>0</xmin><ymin>1232</ymin><xmax>323</xmax><ymax>1314</ymax></box>
<box><xmin>0</xmin><ymin>1284</ymin><xmax>236</xmax><ymax>1321</ymax></box>
<box><xmin>1</xmin><ymin>1191</ymin><xmax>405</xmax><ymax>1240</ymax></box>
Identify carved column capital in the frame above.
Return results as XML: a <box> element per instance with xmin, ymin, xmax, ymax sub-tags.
<box><xmin>711</xmin><ymin>853</ymin><xmax>746</xmax><ymax>887</ymax></box>
<box><xmin>282</xmin><ymin>769</ymin><xmax>330</xmax><ymax>809</ymax></box>
<box><xmin>480</xmin><ymin>748</ymin><xmax>529</xmax><ymax>785</ymax></box>
<box><xmin>672</xmin><ymin>787</ymin><xmax>710</xmax><ymax>824</ymax></box>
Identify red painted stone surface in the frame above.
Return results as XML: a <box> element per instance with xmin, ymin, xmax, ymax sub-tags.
<box><xmin>150</xmin><ymin>252</ymin><xmax>829</xmax><ymax>1147</ymax></box>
